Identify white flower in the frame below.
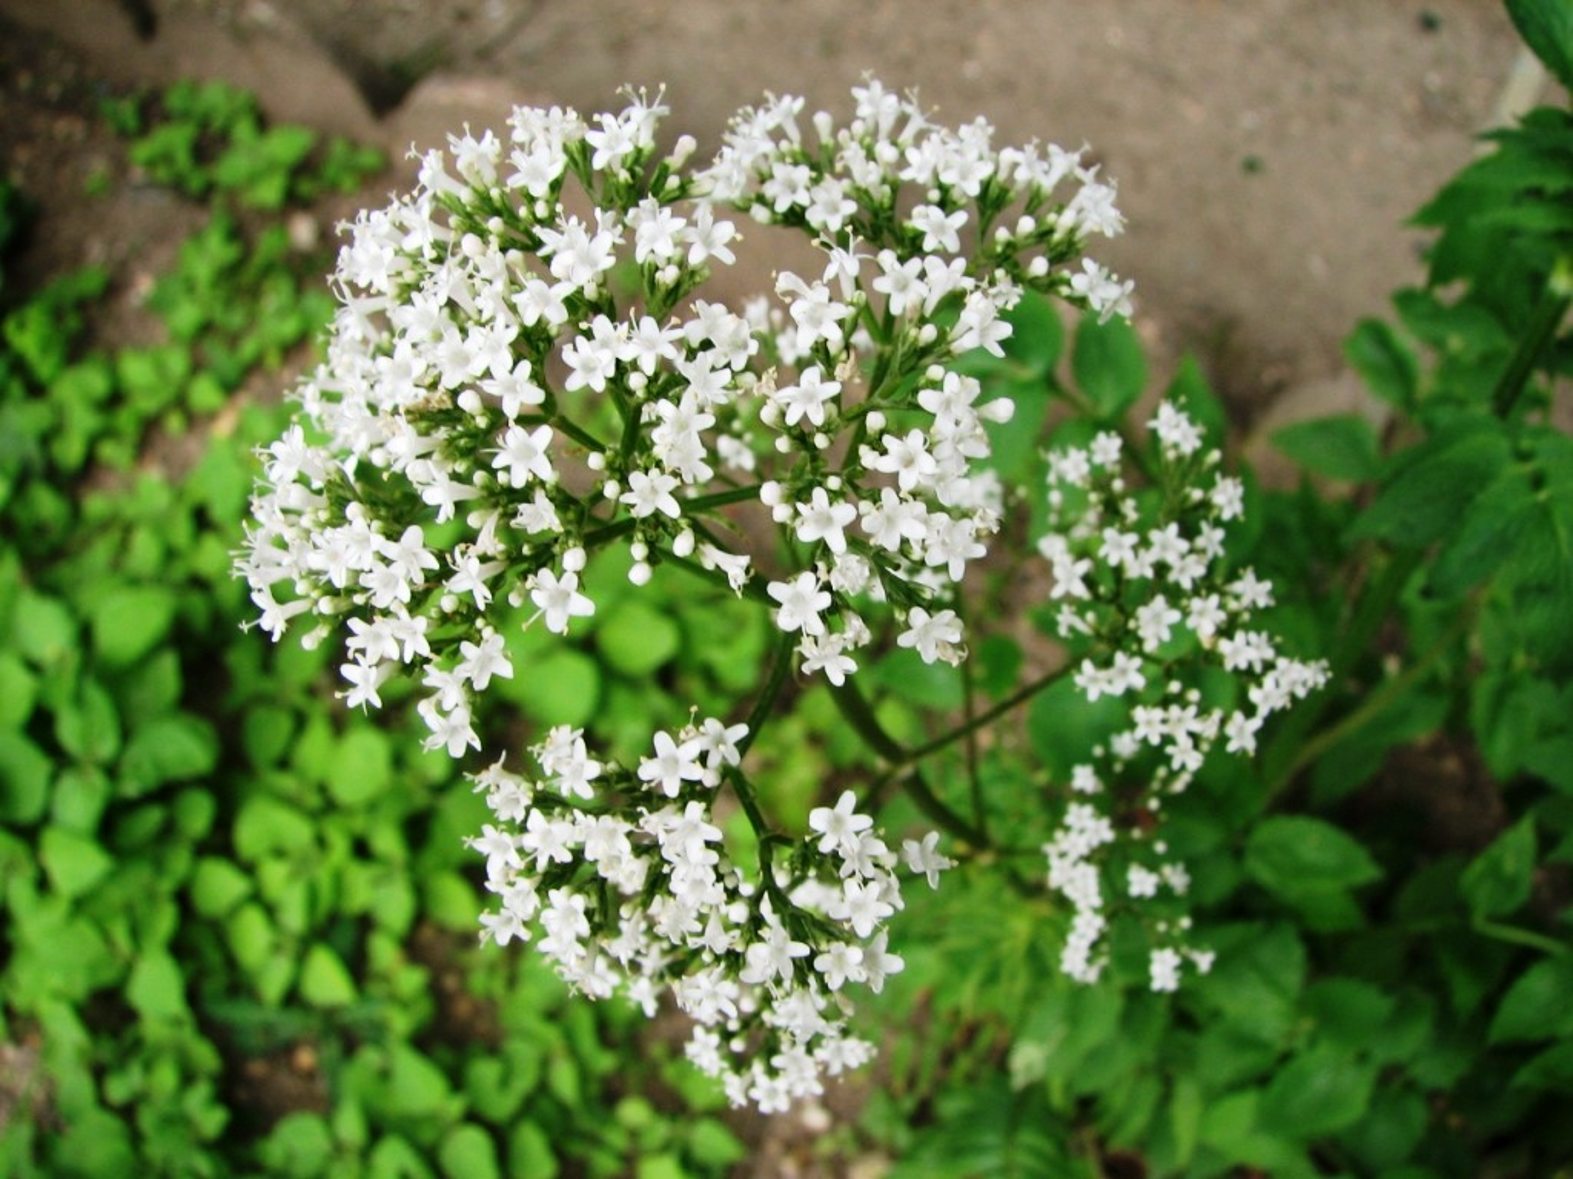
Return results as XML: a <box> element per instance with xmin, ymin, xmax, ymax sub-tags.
<box><xmin>531</xmin><ymin>568</ymin><xmax>595</xmax><ymax>634</ymax></box>
<box><xmin>767</xmin><ymin>572</ymin><xmax>831</xmax><ymax>636</ymax></box>
<box><xmin>901</xmin><ymin>833</ymin><xmax>954</xmax><ymax>888</ymax></box>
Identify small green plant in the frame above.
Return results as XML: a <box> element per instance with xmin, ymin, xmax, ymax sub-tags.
<box><xmin>119</xmin><ymin>79</ymin><xmax>383</xmax><ymax>210</ymax></box>
<box><xmin>2</xmin><ymin>82</ymin><xmax>734</xmax><ymax>1178</ymax></box>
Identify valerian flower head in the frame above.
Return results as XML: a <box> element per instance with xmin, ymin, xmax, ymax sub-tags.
<box><xmin>236</xmin><ymin>80</ymin><xmax>1141</xmax><ymax>1109</ymax></box>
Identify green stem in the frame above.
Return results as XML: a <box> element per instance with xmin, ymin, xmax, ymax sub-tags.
<box><xmin>907</xmin><ymin>664</ymin><xmax>1071</xmax><ymax>763</ymax></box>
<box><xmin>1282</xmin><ymin>604</ymin><xmax>1472</xmax><ymax>782</ymax></box>
<box><xmin>828</xmin><ymin>679</ymin><xmax>990</xmax><ymax>847</ymax></box>
<box><xmin>1473</xmin><ymin>918</ymin><xmax>1571</xmax><ymax>957</ymax></box>
<box><xmin>1262</xmin><ymin>546</ymin><xmax>1423</xmax><ymax>793</ymax></box>
<box><xmin>736</xmin><ymin>627</ymin><xmax>797</xmax><ymax>762</ymax></box>
<box><xmin>1491</xmin><ymin>254</ymin><xmax>1572</xmax><ymax>419</ymax></box>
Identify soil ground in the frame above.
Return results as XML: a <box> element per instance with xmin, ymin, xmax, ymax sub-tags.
<box><xmin>0</xmin><ymin>0</ymin><xmax>1550</xmax><ymax>432</ymax></box>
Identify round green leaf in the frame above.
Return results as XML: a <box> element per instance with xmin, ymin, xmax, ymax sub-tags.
<box><xmin>438</xmin><ymin>1124</ymin><xmax>501</xmax><ymax>1179</ymax></box>
<box><xmin>39</xmin><ymin>827</ymin><xmax>113</xmax><ymax>899</ymax></box>
<box><xmin>90</xmin><ymin>584</ymin><xmax>177</xmax><ymax>669</ymax></box>
<box><xmin>126</xmin><ymin>949</ymin><xmax>189</xmax><ymax>1022</ymax></box>
<box><xmin>299</xmin><ymin>944</ymin><xmax>358</xmax><ymax>1009</ymax></box>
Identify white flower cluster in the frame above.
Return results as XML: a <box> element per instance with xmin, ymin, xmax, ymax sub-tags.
<box><xmin>469</xmin><ymin>722</ymin><xmax>952</xmax><ymax>1111</ymax></box>
<box><xmin>1036</xmin><ymin>405</ymin><xmax>1328</xmax><ymax>991</ymax></box>
<box><xmin>235</xmin><ymin>81</ymin><xmax>1123</xmax><ymax>1108</ymax></box>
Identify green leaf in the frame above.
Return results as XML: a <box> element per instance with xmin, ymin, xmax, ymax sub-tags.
<box><xmin>686</xmin><ymin>1118</ymin><xmax>746</xmax><ymax>1169</ymax></box>
<box><xmin>262</xmin><ymin>1112</ymin><xmax>336</xmax><ymax>1177</ymax></box>
<box><xmin>189</xmin><ymin>856</ymin><xmax>254</xmax><ymax>918</ymax></box>
<box><xmin>90</xmin><ymin>584</ymin><xmax>177</xmax><ymax>669</ymax></box>
<box><xmin>1304</xmin><ymin>977</ymin><xmax>1397</xmax><ymax>1051</ymax></box>
<box><xmin>1000</xmin><ymin>289</ymin><xmax>1064</xmax><ymax>377</ymax></box>
<box><xmin>1259</xmin><ymin>1045</ymin><xmax>1377</xmax><ymax>1140</ymax></box>
<box><xmin>1352</xmin><ymin>421</ymin><xmax>1512</xmax><ymax>547</ymax></box>
<box><xmin>11</xmin><ymin>589</ymin><xmax>76</xmax><ymax>668</ymax></box>
<box><xmin>0</xmin><ymin>653</ymin><xmax>37</xmax><ymax>730</ymax></box>
<box><xmin>1245</xmin><ymin>816</ymin><xmax>1383</xmax><ymax>893</ymax></box>
<box><xmin>1345</xmin><ymin>318</ymin><xmax>1418</xmax><ymax>410</ymax></box>
<box><xmin>1072</xmin><ymin>310</ymin><xmax>1147</xmax><ymax>420</ymax></box>
<box><xmin>385</xmin><ymin>1044</ymin><xmax>456</xmax><ymax>1120</ymax></box>
<box><xmin>0</xmin><ymin>731</ymin><xmax>53</xmax><ymax>823</ymax></box>
<box><xmin>438</xmin><ymin>1124</ymin><xmax>501</xmax><ymax>1179</ymax></box>
<box><xmin>224</xmin><ymin>902</ymin><xmax>276</xmax><ymax>974</ymax></box>
<box><xmin>1507</xmin><ymin>0</ymin><xmax>1573</xmax><ymax>93</ymax></box>
<box><xmin>54</xmin><ymin>676</ymin><xmax>121</xmax><ymax>765</ymax></box>
<box><xmin>327</xmin><ymin>725</ymin><xmax>392</xmax><ymax>807</ymax></box>
<box><xmin>39</xmin><ymin>827</ymin><xmax>113</xmax><ymax>898</ymax></box>
<box><xmin>596</xmin><ymin>598</ymin><xmax>681</xmax><ymax>676</ymax></box>
<box><xmin>1271</xmin><ymin>414</ymin><xmax>1382</xmax><ymax>483</ymax></box>
<box><xmin>119</xmin><ymin>712</ymin><xmax>218</xmax><ymax>794</ymax></box>
<box><xmin>126</xmin><ymin>949</ymin><xmax>190</xmax><ymax>1022</ymax></box>
<box><xmin>299</xmin><ymin>944</ymin><xmax>358</xmax><ymax>1008</ymax></box>
<box><xmin>1460</xmin><ymin>815</ymin><xmax>1537</xmax><ymax>919</ymax></box>
<box><xmin>1489</xmin><ymin>954</ymin><xmax>1573</xmax><ymax>1043</ymax></box>
<box><xmin>507</xmin><ymin>1122</ymin><xmax>558</xmax><ymax>1179</ymax></box>
<box><xmin>1512</xmin><ymin>1040</ymin><xmax>1573</xmax><ymax>1094</ymax></box>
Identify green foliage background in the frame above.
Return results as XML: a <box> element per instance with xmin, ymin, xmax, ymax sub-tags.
<box><xmin>4</xmin><ymin>5</ymin><xmax>1573</xmax><ymax>1171</ymax></box>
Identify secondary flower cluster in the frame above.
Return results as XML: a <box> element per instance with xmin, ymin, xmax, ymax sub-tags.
<box><xmin>234</xmin><ymin>81</ymin><xmax>1128</xmax><ymax>1107</ymax></box>
<box><xmin>1036</xmin><ymin>404</ymin><xmax>1328</xmax><ymax>991</ymax></box>
<box><xmin>469</xmin><ymin>720</ymin><xmax>951</xmax><ymax>1111</ymax></box>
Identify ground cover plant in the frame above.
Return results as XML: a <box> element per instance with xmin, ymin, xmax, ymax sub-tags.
<box><xmin>2</xmin><ymin>1</ymin><xmax>1571</xmax><ymax>1174</ymax></box>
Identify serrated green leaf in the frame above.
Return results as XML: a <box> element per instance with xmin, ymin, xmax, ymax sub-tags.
<box><xmin>1345</xmin><ymin>318</ymin><xmax>1418</xmax><ymax>410</ymax></box>
<box><xmin>1352</xmin><ymin>421</ymin><xmax>1512</xmax><ymax>546</ymax></box>
<box><xmin>1271</xmin><ymin>414</ymin><xmax>1382</xmax><ymax>483</ymax></box>
<box><xmin>1246</xmin><ymin>816</ymin><xmax>1383</xmax><ymax>893</ymax></box>
<box><xmin>1072</xmin><ymin>310</ymin><xmax>1147</xmax><ymax>420</ymax></box>
<box><xmin>1259</xmin><ymin>1045</ymin><xmax>1376</xmax><ymax>1140</ymax></box>
<box><xmin>1460</xmin><ymin>815</ymin><xmax>1537</xmax><ymax>920</ymax></box>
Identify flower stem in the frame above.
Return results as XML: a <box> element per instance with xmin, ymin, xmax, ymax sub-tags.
<box><xmin>1491</xmin><ymin>253</ymin><xmax>1572</xmax><ymax>419</ymax></box>
<box><xmin>828</xmin><ymin>678</ymin><xmax>989</xmax><ymax>848</ymax></box>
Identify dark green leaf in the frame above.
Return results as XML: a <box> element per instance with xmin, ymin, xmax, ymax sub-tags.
<box><xmin>1345</xmin><ymin>318</ymin><xmax>1418</xmax><ymax>410</ymax></box>
<box><xmin>1246</xmin><ymin>816</ymin><xmax>1383</xmax><ymax>893</ymax></box>
<box><xmin>1460</xmin><ymin>815</ymin><xmax>1537</xmax><ymax>919</ymax></box>
<box><xmin>1352</xmin><ymin>421</ymin><xmax>1512</xmax><ymax>546</ymax></box>
<box><xmin>1489</xmin><ymin>954</ymin><xmax>1573</xmax><ymax>1043</ymax></box>
<box><xmin>1507</xmin><ymin>0</ymin><xmax>1573</xmax><ymax>93</ymax></box>
<box><xmin>1259</xmin><ymin>1045</ymin><xmax>1376</xmax><ymax>1140</ymax></box>
<box><xmin>1271</xmin><ymin>414</ymin><xmax>1382</xmax><ymax>483</ymax></box>
<box><xmin>1072</xmin><ymin>310</ymin><xmax>1147</xmax><ymax>420</ymax></box>
<box><xmin>119</xmin><ymin>712</ymin><xmax>218</xmax><ymax>794</ymax></box>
